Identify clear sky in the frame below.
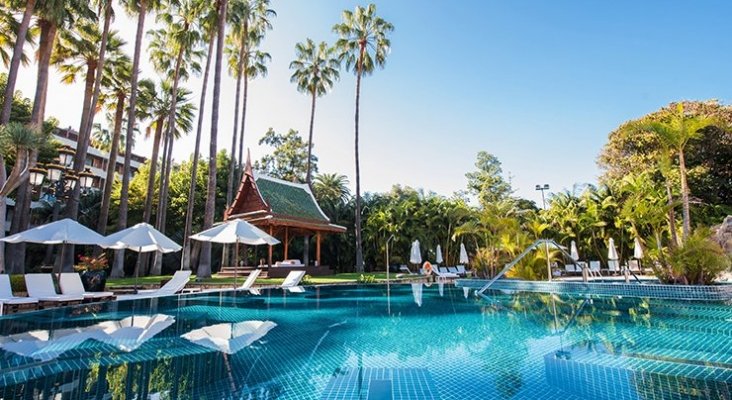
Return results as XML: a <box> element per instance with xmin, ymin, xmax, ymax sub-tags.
<box><xmin>12</xmin><ymin>0</ymin><xmax>732</xmax><ymax>205</ymax></box>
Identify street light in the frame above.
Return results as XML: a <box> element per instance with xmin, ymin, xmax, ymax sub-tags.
<box><xmin>535</xmin><ymin>183</ymin><xmax>551</xmax><ymax>281</ymax></box>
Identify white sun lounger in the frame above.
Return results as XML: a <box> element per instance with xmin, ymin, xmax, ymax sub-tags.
<box><xmin>456</xmin><ymin>265</ymin><xmax>468</xmax><ymax>276</ymax></box>
<box><xmin>432</xmin><ymin>267</ymin><xmax>458</xmax><ymax>281</ymax></box>
<box><xmin>281</xmin><ymin>270</ymin><xmax>306</xmax><ymax>293</ymax></box>
<box><xmin>59</xmin><ymin>273</ymin><xmax>115</xmax><ymax>301</ymax></box>
<box><xmin>24</xmin><ymin>274</ymin><xmax>84</xmax><ymax>304</ymax></box>
<box><xmin>0</xmin><ymin>274</ymin><xmax>38</xmax><ymax>315</ymax></box>
<box><xmin>237</xmin><ymin>269</ymin><xmax>262</xmax><ymax>290</ymax></box>
<box><xmin>116</xmin><ymin>270</ymin><xmax>192</xmax><ymax>301</ymax></box>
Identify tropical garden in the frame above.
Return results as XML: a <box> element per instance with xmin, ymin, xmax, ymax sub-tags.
<box><xmin>0</xmin><ymin>1</ymin><xmax>729</xmax><ymax>285</ymax></box>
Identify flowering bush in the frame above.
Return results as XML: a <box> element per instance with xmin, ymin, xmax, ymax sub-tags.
<box><xmin>74</xmin><ymin>254</ymin><xmax>109</xmax><ymax>272</ymax></box>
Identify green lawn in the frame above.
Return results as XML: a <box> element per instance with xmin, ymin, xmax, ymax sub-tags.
<box><xmin>106</xmin><ymin>272</ymin><xmax>397</xmax><ymax>288</ymax></box>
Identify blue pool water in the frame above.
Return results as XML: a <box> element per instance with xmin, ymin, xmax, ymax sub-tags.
<box><xmin>1</xmin><ymin>283</ymin><xmax>731</xmax><ymax>399</ymax></box>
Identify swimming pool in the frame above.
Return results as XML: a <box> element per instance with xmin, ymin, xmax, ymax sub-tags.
<box><xmin>0</xmin><ymin>283</ymin><xmax>730</xmax><ymax>399</ymax></box>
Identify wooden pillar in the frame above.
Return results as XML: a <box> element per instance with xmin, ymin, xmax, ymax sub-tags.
<box><xmin>284</xmin><ymin>227</ymin><xmax>289</xmax><ymax>260</ymax></box>
<box><xmin>316</xmin><ymin>231</ymin><xmax>321</xmax><ymax>266</ymax></box>
<box><xmin>268</xmin><ymin>225</ymin><xmax>273</xmax><ymax>267</ymax></box>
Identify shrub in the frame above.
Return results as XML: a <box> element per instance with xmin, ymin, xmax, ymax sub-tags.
<box><xmin>357</xmin><ymin>274</ymin><xmax>377</xmax><ymax>284</ymax></box>
<box><xmin>301</xmin><ymin>274</ymin><xmax>313</xmax><ymax>285</ymax></box>
<box><xmin>666</xmin><ymin>229</ymin><xmax>731</xmax><ymax>285</ymax></box>
<box><xmin>9</xmin><ymin>275</ymin><xmax>26</xmax><ymax>293</ymax></box>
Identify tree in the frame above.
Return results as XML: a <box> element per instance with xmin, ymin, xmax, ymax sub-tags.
<box><xmin>181</xmin><ymin>0</ymin><xmax>219</xmax><ymax>271</ymax></box>
<box><xmin>641</xmin><ymin>104</ymin><xmax>715</xmax><ymax>241</ymax></box>
<box><xmin>333</xmin><ymin>3</ymin><xmax>393</xmax><ymax>272</ymax></box>
<box><xmin>96</xmin><ymin>54</ymin><xmax>131</xmax><ymax>242</ymax></box>
<box><xmin>466</xmin><ymin>151</ymin><xmax>513</xmax><ymax>207</ymax></box>
<box><xmin>313</xmin><ymin>173</ymin><xmax>350</xmax><ymax>208</ymax></box>
<box><xmin>0</xmin><ymin>122</ymin><xmax>46</xmax><ymax>272</ymax></box>
<box><xmin>7</xmin><ymin>0</ymin><xmax>93</xmax><ymax>273</ymax></box>
<box><xmin>289</xmin><ymin>38</ymin><xmax>340</xmax><ymax>186</ymax></box>
<box><xmin>115</xmin><ymin>0</ymin><xmax>164</xmax><ymax>275</ymax></box>
<box><xmin>255</xmin><ymin>128</ymin><xmax>317</xmax><ymax>183</ymax></box>
<box><xmin>198</xmin><ymin>0</ymin><xmax>228</xmax><ymax>278</ymax></box>
<box><xmin>0</xmin><ymin>0</ymin><xmax>37</xmax><ymax>125</ymax></box>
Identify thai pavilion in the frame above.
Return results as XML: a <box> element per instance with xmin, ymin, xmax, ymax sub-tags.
<box><xmin>223</xmin><ymin>157</ymin><xmax>346</xmax><ymax>277</ymax></box>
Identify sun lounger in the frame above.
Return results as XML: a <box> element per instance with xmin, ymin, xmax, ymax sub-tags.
<box><xmin>438</xmin><ymin>267</ymin><xmax>449</xmax><ymax>274</ymax></box>
<box><xmin>59</xmin><ymin>273</ymin><xmax>115</xmax><ymax>302</ymax></box>
<box><xmin>432</xmin><ymin>267</ymin><xmax>459</xmax><ymax>281</ymax></box>
<box><xmin>24</xmin><ymin>274</ymin><xmax>84</xmax><ymax>305</ymax></box>
<box><xmin>0</xmin><ymin>274</ymin><xmax>38</xmax><ymax>315</ymax></box>
<box><xmin>237</xmin><ymin>269</ymin><xmax>261</xmax><ymax>290</ymax></box>
<box><xmin>281</xmin><ymin>270</ymin><xmax>306</xmax><ymax>293</ymax></box>
<box><xmin>628</xmin><ymin>260</ymin><xmax>641</xmax><ymax>273</ymax></box>
<box><xmin>606</xmin><ymin>260</ymin><xmax>620</xmax><ymax>274</ymax></box>
<box><xmin>456</xmin><ymin>265</ymin><xmax>468</xmax><ymax>276</ymax></box>
<box><xmin>447</xmin><ymin>267</ymin><xmax>459</xmax><ymax>274</ymax></box>
<box><xmin>116</xmin><ymin>270</ymin><xmax>192</xmax><ymax>301</ymax></box>
<box><xmin>589</xmin><ymin>261</ymin><xmax>601</xmax><ymax>276</ymax></box>
<box><xmin>564</xmin><ymin>264</ymin><xmax>578</xmax><ymax>274</ymax></box>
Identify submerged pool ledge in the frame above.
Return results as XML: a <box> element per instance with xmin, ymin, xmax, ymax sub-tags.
<box><xmin>456</xmin><ymin>279</ymin><xmax>732</xmax><ymax>301</ymax></box>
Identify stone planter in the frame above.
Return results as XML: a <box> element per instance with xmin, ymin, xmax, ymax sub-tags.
<box><xmin>80</xmin><ymin>270</ymin><xmax>108</xmax><ymax>292</ymax></box>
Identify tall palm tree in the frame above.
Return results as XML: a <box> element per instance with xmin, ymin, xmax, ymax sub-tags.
<box><xmin>198</xmin><ymin>0</ymin><xmax>228</xmax><ymax>278</ymax></box>
<box><xmin>0</xmin><ymin>122</ymin><xmax>45</xmax><ymax>272</ymax></box>
<box><xmin>289</xmin><ymin>39</ymin><xmax>340</xmax><ymax>186</ymax></box>
<box><xmin>115</xmin><ymin>0</ymin><xmax>163</xmax><ymax>275</ymax></box>
<box><xmin>0</xmin><ymin>0</ymin><xmax>37</xmax><ymax>125</ymax></box>
<box><xmin>333</xmin><ymin>3</ymin><xmax>393</xmax><ymax>272</ymax></box>
<box><xmin>97</xmin><ymin>54</ymin><xmax>131</xmax><ymax>239</ymax></box>
<box><xmin>182</xmin><ymin>0</ymin><xmax>219</xmax><ymax>271</ymax></box>
<box><xmin>643</xmin><ymin>104</ymin><xmax>714</xmax><ymax>241</ymax></box>
<box><xmin>8</xmin><ymin>0</ymin><xmax>93</xmax><ymax>273</ymax></box>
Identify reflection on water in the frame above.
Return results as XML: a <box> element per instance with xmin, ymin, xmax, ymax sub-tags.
<box><xmin>0</xmin><ymin>284</ymin><xmax>729</xmax><ymax>399</ymax></box>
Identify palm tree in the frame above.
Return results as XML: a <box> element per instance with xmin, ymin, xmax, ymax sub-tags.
<box><xmin>643</xmin><ymin>104</ymin><xmax>714</xmax><ymax>241</ymax></box>
<box><xmin>52</xmin><ymin>18</ymin><xmax>126</xmax><ymax>267</ymax></box>
<box><xmin>181</xmin><ymin>0</ymin><xmax>218</xmax><ymax>271</ymax></box>
<box><xmin>0</xmin><ymin>0</ymin><xmax>37</xmax><ymax>125</ymax></box>
<box><xmin>229</xmin><ymin>0</ymin><xmax>275</xmax><ymax>177</ymax></box>
<box><xmin>333</xmin><ymin>3</ymin><xmax>393</xmax><ymax>272</ymax></box>
<box><xmin>115</xmin><ymin>0</ymin><xmax>164</xmax><ymax>275</ymax></box>
<box><xmin>0</xmin><ymin>122</ymin><xmax>45</xmax><ymax>272</ymax></box>
<box><xmin>7</xmin><ymin>0</ymin><xmax>93</xmax><ymax>273</ymax></box>
<box><xmin>198</xmin><ymin>0</ymin><xmax>228</xmax><ymax>278</ymax></box>
<box><xmin>96</xmin><ymin>54</ymin><xmax>131</xmax><ymax>240</ymax></box>
<box><xmin>289</xmin><ymin>39</ymin><xmax>340</xmax><ymax>186</ymax></box>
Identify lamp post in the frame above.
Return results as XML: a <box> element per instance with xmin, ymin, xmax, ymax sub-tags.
<box><xmin>29</xmin><ymin>146</ymin><xmax>95</xmax><ymax>270</ymax></box>
<box><xmin>535</xmin><ymin>183</ymin><xmax>551</xmax><ymax>281</ymax></box>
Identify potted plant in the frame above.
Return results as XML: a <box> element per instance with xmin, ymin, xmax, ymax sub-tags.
<box><xmin>75</xmin><ymin>254</ymin><xmax>109</xmax><ymax>292</ymax></box>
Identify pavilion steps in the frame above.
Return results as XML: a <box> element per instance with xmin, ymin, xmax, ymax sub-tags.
<box><xmin>217</xmin><ymin>266</ymin><xmax>268</xmax><ymax>278</ymax></box>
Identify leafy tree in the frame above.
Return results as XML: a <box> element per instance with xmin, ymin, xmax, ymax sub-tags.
<box><xmin>0</xmin><ymin>0</ymin><xmax>37</xmax><ymax>124</ymax></box>
<box><xmin>255</xmin><ymin>128</ymin><xmax>317</xmax><ymax>183</ymax></box>
<box><xmin>466</xmin><ymin>151</ymin><xmax>513</xmax><ymax>207</ymax></box>
<box><xmin>333</xmin><ymin>3</ymin><xmax>393</xmax><ymax>272</ymax></box>
<box><xmin>289</xmin><ymin>38</ymin><xmax>340</xmax><ymax>186</ymax></box>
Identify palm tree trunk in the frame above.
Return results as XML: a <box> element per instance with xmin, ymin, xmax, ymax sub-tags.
<box><xmin>142</xmin><ymin>120</ymin><xmax>164</xmax><ymax>224</ymax></box>
<box><xmin>0</xmin><ymin>0</ymin><xmax>35</xmax><ymax>124</ymax></box>
<box><xmin>199</xmin><ymin>0</ymin><xmax>227</xmax><ymax>278</ymax></box>
<box><xmin>182</xmin><ymin>33</ymin><xmax>214</xmax><ymax>271</ymax></box>
<box><xmin>306</xmin><ymin>89</ymin><xmax>317</xmax><ymax>186</ymax></box>
<box><xmin>222</xmin><ymin>42</ymin><xmax>245</xmax><ymax>269</ymax></box>
<box><xmin>236</xmin><ymin>22</ymin><xmax>249</xmax><ymax>173</ymax></box>
<box><xmin>97</xmin><ymin>93</ymin><xmax>125</xmax><ymax>235</ymax></box>
<box><xmin>157</xmin><ymin>132</ymin><xmax>174</xmax><ymax>231</ymax></box>
<box><xmin>665</xmin><ymin>181</ymin><xmax>678</xmax><ymax>248</ymax></box>
<box><xmin>678</xmin><ymin>148</ymin><xmax>691</xmax><ymax>241</ymax></box>
<box><xmin>114</xmin><ymin>0</ymin><xmax>148</xmax><ymax>277</ymax></box>
<box><xmin>353</xmin><ymin>45</ymin><xmax>365</xmax><ymax>272</ymax></box>
<box><xmin>8</xmin><ymin>19</ymin><xmax>57</xmax><ymax>273</ymax></box>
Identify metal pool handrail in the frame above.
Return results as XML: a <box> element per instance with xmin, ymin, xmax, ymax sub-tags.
<box><xmin>476</xmin><ymin>239</ymin><xmax>577</xmax><ymax>296</ymax></box>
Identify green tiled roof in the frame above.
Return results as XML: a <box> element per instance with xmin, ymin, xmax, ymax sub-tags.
<box><xmin>255</xmin><ymin>176</ymin><xmax>328</xmax><ymax>222</ymax></box>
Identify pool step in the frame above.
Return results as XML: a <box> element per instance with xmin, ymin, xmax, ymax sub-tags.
<box><xmin>545</xmin><ymin>344</ymin><xmax>732</xmax><ymax>400</ymax></box>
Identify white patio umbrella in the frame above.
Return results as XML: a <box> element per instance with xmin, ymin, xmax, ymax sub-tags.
<box><xmin>0</xmin><ymin>218</ymin><xmax>106</xmax><ymax>272</ymax></box>
<box><xmin>633</xmin><ymin>237</ymin><xmax>644</xmax><ymax>259</ymax></box>
<box><xmin>190</xmin><ymin>219</ymin><xmax>280</xmax><ymax>283</ymax></box>
<box><xmin>435</xmin><ymin>245</ymin><xmax>443</xmax><ymax>265</ymax></box>
<box><xmin>459</xmin><ymin>242</ymin><xmax>469</xmax><ymax>264</ymax></box>
<box><xmin>100</xmin><ymin>223</ymin><xmax>182</xmax><ymax>289</ymax></box>
<box><xmin>181</xmin><ymin>320</ymin><xmax>277</xmax><ymax>354</ymax></box>
<box><xmin>570</xmin><ymin>240</ymin><xmax>580</xmax><ymax>261</ymax></box>
<box><xmin>409</xmin><ymin>240</ymin><xmax>421</xmax><ymax>265</ymax></box>
<box><xmin>190</xmin><ymin>220</ymin><xmax>279</xmax><ymax>246</ymax></box>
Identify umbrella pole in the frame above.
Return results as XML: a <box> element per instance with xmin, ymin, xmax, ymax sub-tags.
<box><xmin>134</xmin><ymin>247</ymin><xmax>141</xmax><ymax>293</ymax></box>
<box><xmin>234</xmin><ymin>239</ymin><xmax>239</xmax><ymax>288</ymax></box>
<box><xmin>57</xmin><ymin>242</ymin><xmax>66</xmax><ymax>279</ymax></box>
